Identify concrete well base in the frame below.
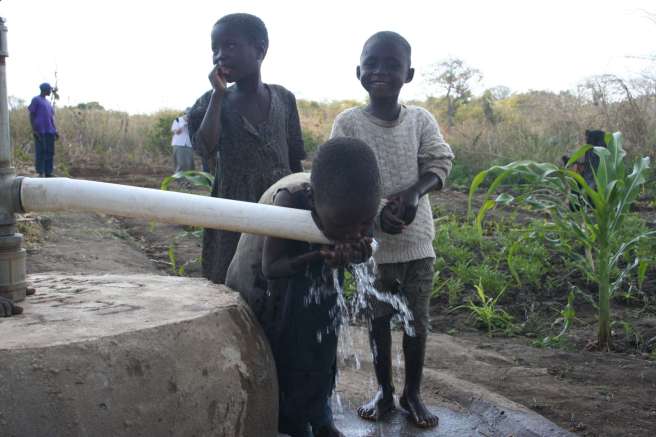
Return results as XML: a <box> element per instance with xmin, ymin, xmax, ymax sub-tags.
<box><xmin>0</xmin><ymin>273</ymin><xmax>277</xmax><ymax>437</ymax></box>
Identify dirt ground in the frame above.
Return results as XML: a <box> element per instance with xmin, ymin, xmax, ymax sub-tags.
<box><xmin>18</xmin><ymin>168</ymin><xmax>656</xmax><ymax>437</ymax></box>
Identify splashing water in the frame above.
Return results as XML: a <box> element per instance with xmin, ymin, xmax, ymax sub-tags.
<box><xmin>302</xmin><ymin>240</ymin><xmax>416</xmax><ymax>370</ymax></box>
<box><xmin>349</xmin><ymin>259</ymin><xmax>415</xmax><ymax>338</ymax></box>
<box><xmin>334</xmin><ymin>240</ymin><xmax>416</xmax><ymax>369</ymax></box>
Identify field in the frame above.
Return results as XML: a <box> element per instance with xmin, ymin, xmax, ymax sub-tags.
<box><xmin>10</xmin><ymin>85</ymin><xmax>656</xmax><ymax>436</ymax></box>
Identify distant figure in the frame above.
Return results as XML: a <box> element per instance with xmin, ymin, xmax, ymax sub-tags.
<box><xmin>227</xmin><ymin>137</ymin><xmax>381</xmax><ymax>437</ymax></box>
<box><xmin>28</xmin><ymin>83</ymin><xmax>58</xmax><ymax>177</ymax></box>
<box><xmin>331</xmin><ymin>31</ymin><xmax>454</xmax><ymax>429</ymax></box>
<box><xmin>170</xmin><ymin>110</ymin><xmax>194</xmax><ymax>173</ymax></box>
<box><xmin>187</xmin><ymin>13</ymin><xmax>305</xmax><ymax>284</ymax></box>
<box><xmin>582</xmin><ymin>129</ymin><xmax>606</xmax><ymax>188</ymax></box>
<box><xmin>561</xmin><ymin>130</ymin><xmax>607</xmax><ymax>188</ymax></box>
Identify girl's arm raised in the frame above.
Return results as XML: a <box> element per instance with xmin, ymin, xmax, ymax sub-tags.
<box><xmin>197</xmin><ymin>65</ymin><xmax>227</xmax><ymax>156</ymax></box>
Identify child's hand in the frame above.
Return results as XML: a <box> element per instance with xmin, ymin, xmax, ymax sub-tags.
<box><xmin>395</xmin><ymin>187</ymin><xmax>420</xmax><ymax>225</ymax></box>
<box><xmin>349</xmin><ymin>237</ymin><xmax>374</xmax><ymax>264</ymax></box>
<box><xmin>380</xmin><ymin>197</ymin><xmax>406</xmax><ymax>234</ymax></box>
<box><xmin>321</xmin><ymin>238</ymin><xmax>374</xmax><ymax>268</ymax></box>
<box><xmin>321</xmin><ymin>243</ymin><xmax>355</xmax><ymax>269</ymax></box>
<box><xmin>320</xmin><ymin>245</ymin><xmax>347</xmax><ymax>269</ymax></box>
<box><xmin>208</xmin><ymin>64</ymin><xmax>227</xmax><ymax>95</ymax></box>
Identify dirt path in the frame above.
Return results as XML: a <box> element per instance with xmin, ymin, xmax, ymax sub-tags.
<box><xmin>19</xmin><ymin>176</ymin><xmax>656</xmax><ymax>437</ymax></box>
<box><xmin>25</xmin><ymin>212</ymin><xmax>161</xmax><ymax>275</ymax></box>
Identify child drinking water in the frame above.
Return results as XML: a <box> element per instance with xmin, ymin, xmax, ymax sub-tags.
<box><xmin>187</xmin><ymin>13</ymin><xmax>306</xmax><ymax>284</ymax></box>
<box><xmin>330</xmin><ymin>31</ymin><xmax>454</xmax><ymax>429</ymax></box>
<box><xmin>226</xmin><ymin>137</ymin><xmax>382</xmax><ymax>437</ymax></box>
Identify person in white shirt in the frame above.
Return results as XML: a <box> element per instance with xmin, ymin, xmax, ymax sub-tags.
<box><xmin>171</xmin><ymin>110</ymin><xmax>195</xmax><ymax>172</ymax></box>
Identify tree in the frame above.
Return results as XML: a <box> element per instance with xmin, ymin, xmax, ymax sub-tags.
<box><xmin>489</xmin><ymin>85</ymin><xmax>511</xmax><ymax>101</ymax></box>
<box><xmin>75</xmin><ymin>101</ymin><xmax>105</xmax><ymax>111</ymax></box>
<box><xmin>7</xmin><ymin>96</ymin><xmax>25</xmax><ymax>110</ymax></box>
<box><xmin>581</xmin><ymin>74</ymin><xmax>649</xmax><ymax>149</ymax></box>
<box><xmin>426</xmin><ymin>58</ymin><xmax>482</xmax><ymax>128</ymax></box>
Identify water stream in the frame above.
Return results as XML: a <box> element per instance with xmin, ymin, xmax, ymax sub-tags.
<box><xmin>304</xmin><ymin>241</ymin><xmax>416</xmax><ymax>369</ymax></box>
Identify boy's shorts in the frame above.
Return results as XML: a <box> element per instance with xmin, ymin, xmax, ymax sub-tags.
<box><xmin>372</xmin><ymin>257</ymin><xmax>434</xmax><ymax>337</ymax></box>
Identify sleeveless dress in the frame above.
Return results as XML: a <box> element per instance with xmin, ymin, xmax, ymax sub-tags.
<box><xmin>187</xmin><ymin>85</ymin><xmax>306</xmax><ymax>284</ymax></box>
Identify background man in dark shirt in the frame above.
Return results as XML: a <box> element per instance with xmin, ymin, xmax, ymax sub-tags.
<box><xmin>28</xmin><ymin>82</ymin><xmax>58</xmax><ymax>177</ymax></box>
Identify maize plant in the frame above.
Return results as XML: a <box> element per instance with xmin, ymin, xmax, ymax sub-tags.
<box><xmin>469</xmin><ymin>132</ymin><xmax>652</xmax><ymax>350</ymax></box>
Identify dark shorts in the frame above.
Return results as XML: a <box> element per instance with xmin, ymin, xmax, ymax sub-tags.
<box><xmin>372</xmin><ymin>257</ymin><xmax>434</xmax><ymax>337</ymax></box>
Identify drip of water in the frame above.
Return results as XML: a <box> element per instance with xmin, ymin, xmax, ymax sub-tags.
<box><xmin>304</xmin><ymin>283</ymin><xmax>324</xmax><ymax>306</ymax></box>
<box><xmin>334</xmin><ymin>269</ymin><xmax>361</xmax><ymax>369</ymax></box>
<box><xmin>333</xmin><ymin>392</ymin><xmax>344</xmax><ymax>414</ymax></box>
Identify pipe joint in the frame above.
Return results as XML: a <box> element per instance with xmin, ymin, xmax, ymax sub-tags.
<box><xmin>0</xmin><ymin>171</ymin><xmax>19</xmax><ymax>228</ymax></box>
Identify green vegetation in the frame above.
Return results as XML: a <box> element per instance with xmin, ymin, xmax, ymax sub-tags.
<box><xmin>160</xmin><ymin>170</ymin><xmax>214</xmax><ymax>191</ymax></box>
<box><xmin>469</xmin><ymin>133</ymin><xmax>653</xmax><ymax>350</ymax></box>
<box><xmin>160</xmin><ymin>170</ymin><xmax>213</xmax><ymax>276</ymax></box>
<box><xmin>455</xmin><ymin>282</ymin><xmax>514</xmax><ymax>335</ymax></box>
<box><xmin>533</xmin><ymin>290</ymin><xmax>577</xmax><ymax>348</ymax></box>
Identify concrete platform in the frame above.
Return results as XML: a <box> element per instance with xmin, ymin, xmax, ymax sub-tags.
<box><xmin>333</xmin><ymin>401</ymin><xmax>572</xmax><ymax>437</ymax></box>
<box><xmin>0</xmin><ymin>273</ymin><xmax>277</xmax><ymax>437</ymax></box>
<box><xmin>335</xmin><ymin>404</ymin><xmax>500</xmax><ymax>436</ymax></box>
<box><xmin>334</xmin><ymin>328</ymin><xmax>576</xmax><ymax>437</ymax></box>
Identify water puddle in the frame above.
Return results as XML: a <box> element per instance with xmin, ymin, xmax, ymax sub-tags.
<box><xmin>332</xmin><ymin>404</ymin><xmax>497</xmax><ymax>437</ymax></box>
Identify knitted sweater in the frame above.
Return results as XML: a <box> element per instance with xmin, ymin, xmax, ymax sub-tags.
<box><xmin>330</xmin><ymin>106</ymin><xmax>454</xmax><ymax>264</ymax></box>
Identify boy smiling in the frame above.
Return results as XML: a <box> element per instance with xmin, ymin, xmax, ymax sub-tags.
<box><xmin>330</xmin><ymin>31</ymin><xmax>454</xmax><ymax>429</ymax></box>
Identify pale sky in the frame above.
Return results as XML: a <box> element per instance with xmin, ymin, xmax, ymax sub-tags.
<box><xmin>2</xmin><ymin>0</ymin><xmax>655</xmax><ymax>114</ymax></box>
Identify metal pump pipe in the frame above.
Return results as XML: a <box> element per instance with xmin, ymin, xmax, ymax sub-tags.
<box><xmin>0</xmin><ymin>18</ymin><xmax>10</xmax><ymax>167</ymax></box>
<box><xmin>0</xmin><ymin>17</ymin><xmax>27</xmax><ymax>302</ymax></box>
<box><xmin>19</xmin><ymin>177</ymin><xmax>331</xmax><ymax>244</ymax></box>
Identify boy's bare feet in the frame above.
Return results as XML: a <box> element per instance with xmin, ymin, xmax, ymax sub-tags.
<box><xmin>399</xmin><ymin>390</ymin><xmax>439</xmax><ymax>428</ymax></box>
<box><xmin>313</xmin><ymin>423</ymin><xmax>345</xmax><ymax>437</ymax></box>
<box><xmin>357</xmin><ymin>389</ymin><xmax>395</xmax><ymax>421</ymax></box>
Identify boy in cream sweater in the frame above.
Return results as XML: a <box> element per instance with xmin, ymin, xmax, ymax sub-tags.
<box><xmin>330</xmin><ymin>31</ymin><xmax>454</xmax><ymax>429</ymax></box>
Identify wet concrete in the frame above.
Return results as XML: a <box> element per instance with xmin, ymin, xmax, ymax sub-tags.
<box><xmin>334</xmin><ymin>404</ymin><xmax>492</xmax><ymax>437</ymax></box>
<box><xmin>333</xmin><ymin>400</ymin><xmax>573</xmax><ymax>436</ymax></box>
<box><xmin>333</xmin><ymin>328</ymin><xmax>576</xmax><ymax>437</ymax></box>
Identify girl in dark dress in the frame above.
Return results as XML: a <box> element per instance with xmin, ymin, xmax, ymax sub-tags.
<box><xmin>187</xmin><ymin>13</ymin><xmax>305</xmax><ymax>284</ymax></box>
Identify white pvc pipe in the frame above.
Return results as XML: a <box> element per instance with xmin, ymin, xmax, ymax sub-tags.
<box><xmin>20</xmin><ymin>177</ymin><xmax>330</xmax><ymax>244</ymax></box>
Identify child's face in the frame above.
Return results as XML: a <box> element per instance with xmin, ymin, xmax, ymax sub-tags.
<box><xmin>211</xmin><ymin>24</ymin><xmax>265</xmax><ymax>83</ymax></box>
<box><xmin>357</xmin><ymin>39</ymin><xmax>413</xmax><ymax>99</ymax></box>
<box><xmin>313</xmin><ymin>203</ymin><xmax>376</xmax><ymax>243</ymax></box>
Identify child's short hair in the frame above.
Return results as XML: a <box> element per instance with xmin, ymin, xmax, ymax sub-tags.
<box><xmin>312</xmin><ymin>137</ymin><xmax>381</xmax><ymax>213</ymax></box>
<box><xmin>214</xmin><ymin>13</ymin><xmax>269</xmax><ymax>49</ymax></box>
<box><xmin>585</xmin><ymin>130</ymin><xmax>607</xmax><ymax>148</ymax></box>
<box><xmin>362</xmin><ymin>31</ymin><xmax>412</xmax><ymax>64</ymax></box>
